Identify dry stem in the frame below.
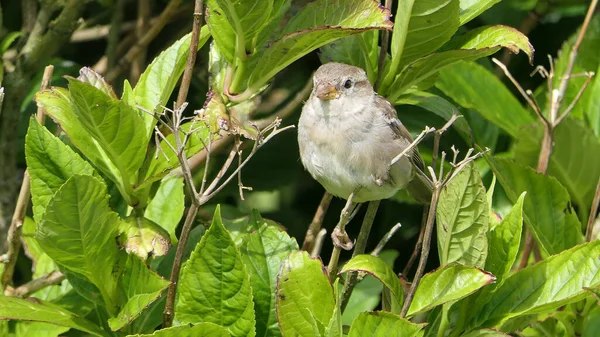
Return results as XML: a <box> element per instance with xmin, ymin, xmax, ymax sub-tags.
<box><xmin>586</xmin><ymin>176</ymin><xmax>600</xmax><ymax>242</ymax></box>
<box><xmin>2</xmin><ymin>65</ymin><xmax>54</xmax><ymax>291</ymax></box>
<box><xmin>302</xmin><ymin>192</ymin><xmax>333</xmax><ymax>252</ymax></box>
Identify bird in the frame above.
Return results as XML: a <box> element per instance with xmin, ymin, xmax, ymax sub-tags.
<box><xmin>297</xmin><ymin>62</ymin><xmax>432</xmax><ymax>205</ymax></box>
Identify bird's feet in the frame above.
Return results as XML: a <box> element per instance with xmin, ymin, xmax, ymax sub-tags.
<box><xmin>332</xmin><ymin>226</ymin><xmax>354</xmax><ymax>250</ymax></box>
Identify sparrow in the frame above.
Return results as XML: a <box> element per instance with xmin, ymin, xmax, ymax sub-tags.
<box><xmin>298</xmin><ymin>62</ymin><xmax>432</xmax><ymax>204</ymax></box>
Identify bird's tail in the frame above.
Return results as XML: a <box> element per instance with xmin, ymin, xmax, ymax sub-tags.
<box><xmin>407</xmin><ymin>168</ymin><xmax>433</xmax><ymax>205</ymax></box>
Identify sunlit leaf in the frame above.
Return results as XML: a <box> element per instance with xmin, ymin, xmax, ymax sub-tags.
<box><xmin>437</xmin><ymin>164</ymin><xmax>489</xmax><ymax>267</ymax></box>
<box><xmin>175</xmin><ymin>206</ymin><xmax>256</xmax><ymax>337</ymax></box>
<box><xmin>347</xmin><ymin>311</ymin><xmax>425</xmax><ymax>337</ymax></box>
<box><xmin>276</xmin><ymin>251</ymin><xmax>335</xmax><ymax>337</ymax></box>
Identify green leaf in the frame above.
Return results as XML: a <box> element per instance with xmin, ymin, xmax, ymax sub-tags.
<box><xmin>77</xmin><ymin>67</ymin><xmax>118</xmax><ymax>99</ymax></box>
<box><xmin>239</xmin><ymin>210</ymin><xmax>299</xmax><ymax>337</ymax></box>
<box><xmin>67</xmin><ymin>78</ymin><xmax>147</xmax><ymax>186</ymax></box>
<box><xmin>488</xmin><ymin>157</ymin><xmax>583</xmax><ymax>256</ymax></box>
<box><xmin>389</xmin><ymin>25</ymin><xmax>534</xmax><ymax>98</ymax></box>
<box><xmin>36</xmin><ymin>175</ymin><xmax>125</xmax><ymax>314</ymax></box>
<box><xmin>325</xmin><ymin>279</ymin><xmax>343</xmax><ymax>337</ymax></box>
<box><xmin>342</xmin><ymin>250</ymin><xmax>399</xmax><ymax>326</ymax></box>
<box><xmin>0</xmin><ymin>296</ymin><xmax>108</xmax><ymax>337</ymax></box>
<box><xmin>320</xmin><ymin>31</ymin><xmax>379</xmax><ymax>84</ymax></box>
<box><xmin>460</xmin><ymin>329</ymin><xmax>511</xmax><ymax>337</ymax></box>
<box><xmin>133</xmin><ymin>27</ymin><xmax>210</xmax><ymax>134</ymax></box>
<box><xmin>436</xmin><ymin>61</ymin><xmax>535</xmax><ymax>137</ymax></box>
<box><xmin>347</xmin><ymin>311</ymin><xmax>425</xmax><ymax>337</ymax></box>
<box><xmin>437</xmin><ymin>164</ymin><xmax>489</xmax><ymax>267</ymax></box>
<box><xmin>205</xmin><ymin>0</ymin><xmax>273</xmax><ymax>62</ymax></box>
<box><xmin>395</xmin><ymin>91</ymin><xmax>471</xmax><ymax>136</ymax></box>
<box><xmin>382</xmin><ymin>0</ymin><xmax>460</xmax><ymax>91</ymax></box>
<box><xmin>469</xmin><ymin>241</ymin><xmax>600</xmax><ymax>329</ymax></box>
<box><xmin>145</xmin><ymin>176</ymin><xmax>185</xmax><ymax>243</ymax></box>
<box><xmin>443</xmin><ymin>25</ymin><xmax>534</xmax><ymax>62</ymax></box>
<box><xmin>136</xmin><ymin>121</ymin><xmax>211</xmax><ymax>189</ymax></box>
<box><xmin>126</xmin><ymin>323</ymin><xmax>231</xmax><ymax>336</ymax></box>
<box><xmin>276</xmin><ymin>251</ymin><xmax>335</xmax><ymax>337</ymax></box>
<box><xmin>484</xmin><ymin>192</ymin><xmax>525</xmax><ymax>286</ymax></box>
<box><xmin>14</xmin><ymin>321</ymin><xmax>70</xmax><ymax>337</ymax></box>
<box><xmin>513</xmin><ymin>119</ymin><xmax>600</xmax><ymax>222</ymax></box>
<box><xmin>22</xmin><ymin>218</ymin><xmax>72</xmax><ymax>301</ymax></box>
<box><xmin>389</xmin><ymin>49</ymin><xmax>497</xmax><ymax>101</ymax></box>
<box><xmin>408</xmin><ymin>265</ymin><xmax>494</xmax><ymax>317</ymax></box>
<box><xmin>119</xmin><ymin>215</ymin><xmax>171</xmax><ymax>260</ymax></box>
<box><xmin>245</xmin><ymin>0</ymin><xmax>392</xmax><ymax>93</ymax></box>
<box><xmin>583</xmin><ymin>305</ymin><xmax>600</xmax><ymax>337</ymax></box>
<box><xmin>340</xmin><ymin>254</ymin><xmax>404</xmax><ymax>314</ymax></box>
<box><xmin>175</xmin><ymin>206</ymin><xmax>256</xmax><ymax>337</ymax></box>
<box><xmin>108</xmin><ymin>255</ymin><xmax>170</xmax><ymax>331</ymax></box>
<box><xmin>586</xmin><ymin>64</ymin><xmax>600</xmax><ymax>137</ymax></box>
<box><xmin>25</xmin><ymin>118</ymin><xmax>99</xmax><ymax>223</ymax></box>
<box><xmin>35</xmin><ymin>88</ymin><xmax>124</xmax><ymax>199</ymax></box>
<box><xmin>459</xmin><ymin>0</ymin><xmax>502</xmax><ymax>25</ymax></box>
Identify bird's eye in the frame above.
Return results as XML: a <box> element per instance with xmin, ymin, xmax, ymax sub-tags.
<box><xmin>344</xmin><ymin>79</ymin><xmax>352</xmax><ymax>89</ymax></box>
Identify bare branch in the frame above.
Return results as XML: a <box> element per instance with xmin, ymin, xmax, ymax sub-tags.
<box><xmin>390</xmin><ymin>126</ymin><xmax>436</xmax><ymax>166</ymax></box>
<box><xmin>493</xmin><ymin>58</ymin><xmax>548</xmax><ymax>126</ymax></box>
<box><xmin>5</xmin><ymin>271</ymin><xmax>65</xmax><ymax>298</ymax></box>
<box><xmin>302</xmin><ymin>192</ymin><xmax>333</xmax><ymax>252</ymax></box>
<box><xmin>2</xmin><ymin>66</ymin><xmax>54</xmax><ymax>290</ymax></box>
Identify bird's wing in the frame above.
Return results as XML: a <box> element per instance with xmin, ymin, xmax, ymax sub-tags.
<box><xmin>374</xmin><ymin>94</ymin><xmax>426</xmax><ymax>171</ymax></box>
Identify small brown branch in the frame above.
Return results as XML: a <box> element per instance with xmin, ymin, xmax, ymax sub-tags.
<box><xmin>371</xmin><ymin>223</ymin><xmax>402</xmax><ymax>257</ymax></box>
<box><xmin>551</xmin><ymin>0</ymin><xmax>598</xmax><ymax>122</ymax></box>
<box><xmin>586</xmin><ymin>176</ymin><xmax>600</xmax><ymax>242</ymax></box>
<box><xmin>518</xmin><ymin>231</ymin><xmax>534</xmax><ymax>269</ymax></box>
<box><xmin>106</xmin><ymin>0</ymin><xmax>184</xmax><ymax>82</ymax></box>
<box><xmin>5</xmin><ymin>271</ymin><xmax>65</xmax><ymax>298</ymax></box>
<box><xmin>163</xmin><ymin>202</ymin><xmax>198</xmax><ymax>327</ymax></box>
<box><xmin>176</xmin><ymin>0</ymin><xmax>204</xmax><ymax>108</ymax></box>
<box><xmin>493</xmin><ymin>58</ymin><xmax>548</xmax><ymax>127</ymax></box>
<box><xmin>302</xmin><ymin>192</ymin><xmax>333</xmax><ymax>252</ymax></box>
<box><xmin>310</xmin><ymin>229</ymin><xmax>327</xmax><ymax>258</ymax></box>
<box><xmin>374</xmin><ymin>0</ymin><xmax>393</xmax><ymax>91</ymax></box>
<box><xmin>555</xmin><ymin>72</ymin><xmax>595</xmax><ymax>125</ymax></box>
<box><xmin>1</xmin><ymin>66</ymin><xmax>54</xmax><ymax>290</ymax></box>
<box><xmin>401</xmin><ymin>187</ymin><xmax>440</xmax><ymax>317</ymax></box>
<box><xmin>403</xmin><ymin>210</ymin><xmax>427</xmax><ymax>276</ymax></box>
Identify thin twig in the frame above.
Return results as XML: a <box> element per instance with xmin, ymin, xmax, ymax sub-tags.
<box><xmin>390</xmin><ymin>127</ymin><xmax>435</xmax><ymax>166</ymax></box>
<box><xmin>401</xmin><ymin>188</ymin><xmax>440</xmax><ymax>317</ymax></box>
<box><xmin>551</xmin><ymin>0</ymin><xmax>598</xmax><ymax>122</ymax></box>
<box><xmin>1</xmin><ymin>66</ymin><xmax>54</xmax><ymax>290</ymax></box>
<box><xmin>340</xmin><ymin>200</ymin><xmax>380</xmax><ymax>311</ymax></box>
<box><xmin>493</xmin><ymin>58</ymin><xmax>548</xmax><ymax>126</ymax></box>
<box><xmin>302</xmin><ymin>192</ymin><xmax>333</xmax><ymax>252</ymax></box>
<box><xmin>555</xmin><ymin>72</ymin><xmax>595</xmax><ymax>125</ymax></box>
<box><xmin>371</xmin><ymin>223</ymin><xmax>402</xmax><ymax>257</ymax></box>
<box><xmin>403</xmin><ymin>212</ymin><xmax>426</xmax><ymax>276</ymax></box>
<box><xmin>311</xmin><ymin>229</ymin><xmax>327</xmax><ymax>258</ymax></box>
<box><xmin>176</xmin><ymin>0</ymin><xmax>204</xmax><ymax>107</ymax></box>
<box><xmin>5</xmin><ymin>271</ymin><xmax>65</xmax><ymax>298</ymax></box>
<box><xmin>586</xmin><ymin>176</ymin><xmax>600</xmax><ymax>242</ymax></box>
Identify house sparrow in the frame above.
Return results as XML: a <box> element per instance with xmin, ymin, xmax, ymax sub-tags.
<box><xmin>298</xmin><ymin>62</ymin><xmax>432</xmax><ymax>204</ymax></box>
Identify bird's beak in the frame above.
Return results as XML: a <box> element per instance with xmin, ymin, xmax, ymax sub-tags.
<box><xmin>315</xmin><ymin>83</ymin><xmax>340</xmax><ymax>100</ymax></box>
